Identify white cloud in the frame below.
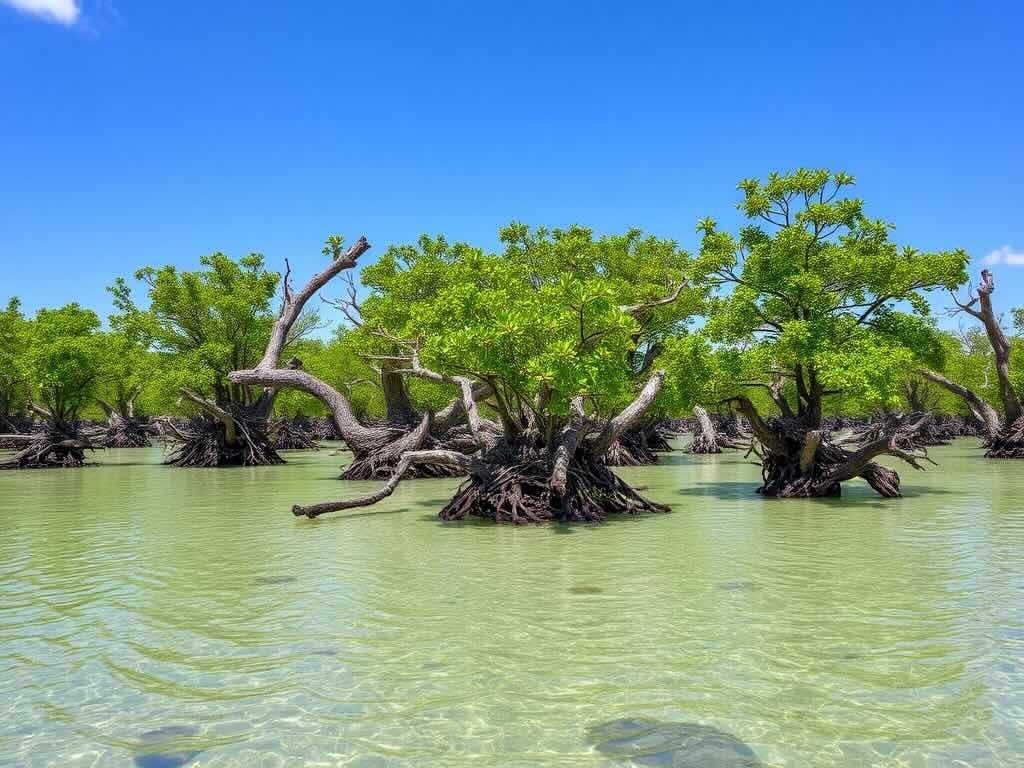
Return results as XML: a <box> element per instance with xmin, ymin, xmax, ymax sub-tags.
<box><xmin>1</xmin><ymin>0</ymin><xmax>80</xmax><ymax>25</ymax></box>
<box><xmin>982</xmin><ymin>245</ymin><xmax>1024</xmax><ymax>267</ymax></box>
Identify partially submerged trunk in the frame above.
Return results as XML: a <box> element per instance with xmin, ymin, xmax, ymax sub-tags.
<box><xmin>727</xmin><ymin>396</ymin><xmax>933</xmax><ymax>498</ymax></box>
<box><xmin>688</xmin><ymin>405</ymin><xmax>744</xmax><ymax>454</ymax></box>
<box><xmin>0</xmin><ymin>407</ymin><xmax>97</xmax><ymax>469</ymax></box>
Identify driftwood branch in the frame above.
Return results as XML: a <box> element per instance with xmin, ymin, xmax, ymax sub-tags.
<box><xmin>292</xmin><ymin>449</ymin><xmax>473</xmax><ymax>518</ymax></box>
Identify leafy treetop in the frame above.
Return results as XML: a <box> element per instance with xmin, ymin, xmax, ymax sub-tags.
<box><xmin>695</xmin><ymin>169</ymin><xmax>968</xmax><ymax>421</ymax></box>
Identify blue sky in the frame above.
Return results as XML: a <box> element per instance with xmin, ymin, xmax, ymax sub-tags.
<box><xmin>2</xmin><ymin>1</ymin><xmax>1022</xmax><ymax>325</ymax></box>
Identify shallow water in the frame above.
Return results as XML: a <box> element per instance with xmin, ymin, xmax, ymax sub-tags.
<box><xmin>0</xmin><ymin>439</ymin><xmax>1021</xmax><ymax>767</ymax></box>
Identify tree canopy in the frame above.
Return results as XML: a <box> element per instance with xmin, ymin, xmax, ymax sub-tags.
<box><xmin>109</xmin><ymin>252</ymin><xmax>285</xmax><ymax>406</ymax></box>
<box><xmin>0</xmin><ymin>298</ymin><xmax>32</xmax><ymax>425</ymax></box>
<box><xmin>25</xmin><ymin>304</ymin><xmax>106</xmax><ymax>423</ymax></box>
<box><xmin>695</xmin><ymin>169</ymin><xmax>969</xmax><ymax>425</ymax></box>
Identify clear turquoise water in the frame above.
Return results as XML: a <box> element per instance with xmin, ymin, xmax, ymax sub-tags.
<box><xmin>0</xmin><ymin>440</ymin><xmax>1021</xmax><ymax>767</ymax></box>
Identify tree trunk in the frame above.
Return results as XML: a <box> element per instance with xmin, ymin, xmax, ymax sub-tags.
<box><xmin>975</xmin><ymin>270</ymin><xmax>1022</xmax><ymax>424</ymax></box>
<box><xmin>381</xmin><ymin>368</ymin><xmax>416</xmax><ymax>424</ymax></box>
<box><xmin>688</xmin><ymin>405</ymin><xmax>744</xmax><ymax>454</ymax></box>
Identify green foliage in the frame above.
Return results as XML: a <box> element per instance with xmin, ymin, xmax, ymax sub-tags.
<box><xmin>418</xmin><ymin>257</ymin><xmax>640</xmax><ymax>418</ymax></box>
<box><xmin>0</xmin><ymin>298</ymin><xmax>32</xmax><ymax>419</ymax></box>
<box><xmin>695</xmin><ymin>169</ymin><xmax>969</xmax><ymax>419</ymax></box>
<box><xmin>26</xmin><ymin>304</ymin><xmax>106</xmax><ymax>422</ymax></box>
<box><xmin>357</xmin><ymin>226</ymin><xmax>698</xmax><ymax>424</ymax></box>
<box><xmin>92</xmin><ymin>330</ymin><xmax>159</xmax><ymax>416</ymax></box>
<box><xmin>348</xmin><ymin>226</ymin><xmax>688</xmax><ymax>436</ymax></box>
<box><xmin>109</xmin><ymin>251</ymin><xmax>282</xmax><ymax>405</ymax></box>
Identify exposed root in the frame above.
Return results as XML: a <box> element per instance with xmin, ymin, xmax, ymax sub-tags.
<box><xmin>269</xmin><ymin>417</ymin><xmax>319</xmax><ymax>450</ymax></box>
<box><xmin>308</xmin><ymin>416</ymin><xmax>342</xmax><ymax>441</ymax></box>
<box><xmin>158</xmin><ymin>405</ymin><xmax>283</xmax><ymax>467</ymax></box>
<box><xmin>439</xmin><ymin>445</ymin><xmax>669</xmax><ymax>524</ymax></box>
<box><xmin>0</xmin><ymin>419</ymin><xmax>39</xmax><ymax>449</ymax></box>
<box><xmin>293</xmin><ymin>439</ymin><xmax>670</xmax><ymax>524</ymax></box>
<box><xmin>642</xmin><ymin>419</ymin><xmax>677</xmax><ymax>452</ymax></box>
<box><xmin>727</xmin><ymin>397</ymin><xmax>934</xmax><ymax>498</ymax></box>
<box><xmin>85</xmin><ymin>416</ymin><xmax>153</xmax><ymax>448</ymax></box>
<box><xmin>0</xmin><ymin>422</ymin><xmax>96</xmax><ymax>469</ymax></box>
<box><xmin>986</xmin><ymin>417</ymin><xmax>1024</xmax><ymax>458</ymax></box>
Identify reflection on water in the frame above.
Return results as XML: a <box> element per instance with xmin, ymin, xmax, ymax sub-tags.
<box><xmin>0</xmin><ymin>440</ymin><xmax>1022</xmax><ymax>766</ymax></box>
<box><xmin>134</xmin><ymin>725</ymin><xmax>202</xmax><ymax>768</ymax></box>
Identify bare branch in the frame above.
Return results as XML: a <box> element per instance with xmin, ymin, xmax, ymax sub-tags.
<box><xmin>259</xmin><ymin>236</ymin><xmax>371</xmax><ymax>370</ymax></box>
<box><xmin>619</xmin><ymin>282</ymin><xmax>688</xmax><ymax>317</ymax></box>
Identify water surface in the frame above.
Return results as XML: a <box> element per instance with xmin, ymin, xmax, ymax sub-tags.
<box><xmin>1</xmin><ymin>440</ymin><xmax>1021</xmax><ymax>766</ymax></box>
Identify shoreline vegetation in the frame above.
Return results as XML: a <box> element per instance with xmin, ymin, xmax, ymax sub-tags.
<box><xmin>2</xmin><ymin>170</ymin><xmax>1021</xmax><ymax>520</ymax></box>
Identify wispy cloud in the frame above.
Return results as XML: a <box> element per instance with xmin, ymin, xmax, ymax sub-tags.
<box><xmin>1</xmin><ymin>0</ymin><xmax>80</xmax><ymax>25</ymax></box>
<box><xmin>982</xmin><ymin>245</ymin><xmax>1024</xmax><ymax>267</ymax></box>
